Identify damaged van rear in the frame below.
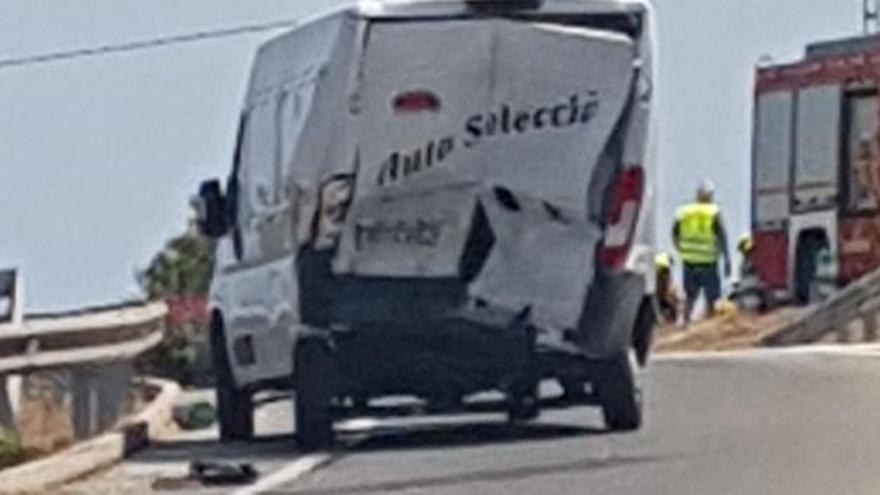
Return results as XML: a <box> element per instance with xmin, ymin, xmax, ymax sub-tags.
<box><xmin>194</xmin><ymin>0</ymin><xmax>657</xmax><ymax>449</ymax></box>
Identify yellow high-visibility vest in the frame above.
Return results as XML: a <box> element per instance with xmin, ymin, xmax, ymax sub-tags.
<box><xmin>676</xmin><ymin>203</ymin><xmax>720</xmax><ymax>264</ymax></box>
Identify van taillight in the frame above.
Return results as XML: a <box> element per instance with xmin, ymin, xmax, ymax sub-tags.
<box><xmin>313</xmin><ymin>175</ymin><xmax>355</xmax><ymax>251</ymax></box>
<box><xmin>599</xmin><ymin>166</ymin><xmax>644</xmax><ymax>270</ymax></box>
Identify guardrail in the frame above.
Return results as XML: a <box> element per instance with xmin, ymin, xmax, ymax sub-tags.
<box><xmin>0</xmin><ymin>301</ymin><xmax>166</xmax><ymax>374</ymax></box>
<box><xmin>763</xmin><ymin>268</ymin><xmax>880</xmax><ymax>346</ymax></box>
<box><xmin>0</xmin><ymin>301</ymin><xmax>167</xmax><ymax>452</ymax></box>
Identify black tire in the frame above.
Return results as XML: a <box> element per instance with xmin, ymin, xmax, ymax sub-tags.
<box><xmin>794</xmin><ymin>242</ymin><xmax>816</xmax><ymax>305</ymax></box>
<box><xmin>210</xmin><ymin>318</ymin><xmax>254</xmax><ymax>442</ymax></box>
<box><xmin>506</xmin><ymin>380</ymin><xmax>540</xmax><ymax>424</ymax></box>
<box><xmin>794</xmin><ymin>236</ymin><xmax>828</xmax><ymax>305</ymax></box>
<box><xmin>595</xmin><ymin>350</ymin><xmax>642</xmax><ymax>432</ymax></box>
<box><xmin>632</xmin><ymin>298</ymin><xmax>657</xmax><ymax>367</ymax></box>
<box><xmin>294</xmin><ymin>338</ymin><xmax>335</xmax><ymax>450</ymax></box>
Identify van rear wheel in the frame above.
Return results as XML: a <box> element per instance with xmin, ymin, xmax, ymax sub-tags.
<box><xmin>506</xmin><ymin>379</ymin><xmax>540</xmax><ymax>424</ymax></box>
<box><xmin>294</xmin><ymin>338</ymin><xmax>335</xmax><ymax>450</ymax></box>
<box><xmin>210</xmin><ymin>319</ymin><xmax>254</xmax><ymax>442</ymax></box>
<box><xmin>595</xmin><ymin>350</ymin><xmax>642</xmax><ymax>432</ymax></box>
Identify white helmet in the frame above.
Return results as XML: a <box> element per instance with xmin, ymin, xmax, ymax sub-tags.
<box><xmin>697</xmin><ymin>179</ymin><xmax>715</xmax><ymax>197</ymax></box>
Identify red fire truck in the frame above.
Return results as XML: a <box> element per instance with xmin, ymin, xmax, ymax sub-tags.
<box><xmin>752</xmin><ymin>34</ymin><xmax>880</xmax><ymax>303</ymax></box>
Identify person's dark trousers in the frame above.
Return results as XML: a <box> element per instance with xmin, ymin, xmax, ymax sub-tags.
<box><xmin>683</xmin><ymin>262</ymin><xmax>721</xmax><ymax>313</ymax></box>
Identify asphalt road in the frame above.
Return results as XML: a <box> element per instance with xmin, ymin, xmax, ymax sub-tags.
<box><xmin>65</xmin><ymin>346</ymin><xmax>880</xmax><ymax>495</ymax></box>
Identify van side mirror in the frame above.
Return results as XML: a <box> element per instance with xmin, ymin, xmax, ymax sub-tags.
<box><xmin>192</xmin><ymin>179</ymin><xmax>229</xmax><ymax>238</ymax></box>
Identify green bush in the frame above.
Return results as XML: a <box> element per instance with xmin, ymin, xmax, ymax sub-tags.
<box><xmin>143</xmin><ymin>322</ymin><xmax>214</xmax><ymax>387</ymax></box>
<box><xmin>0</xmin><ymin>428</ymin><xmax>24</xmax><ymax>470</ymax></box>
<box><xmin>138</xmin><ymin>225</ymin><xmax>215</xmax><ymax>387</ymax></box>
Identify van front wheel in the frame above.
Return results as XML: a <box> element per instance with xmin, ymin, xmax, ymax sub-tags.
<box><xmin>210</xmin><ymin>319</ymin><xmax>254</xmax><ymax>442</ymax></box>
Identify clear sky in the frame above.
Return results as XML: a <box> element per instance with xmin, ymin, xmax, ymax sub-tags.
<box><xmin>0</xmin><ymin>0</ymin><xmax>865</xmax><ymax>310</ymax></box>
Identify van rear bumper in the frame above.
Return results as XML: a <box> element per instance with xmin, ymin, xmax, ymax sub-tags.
<box><xmin>299</xmin><ymin>248</ymin><xmax>645</xmax><ymax>365</ymax></box>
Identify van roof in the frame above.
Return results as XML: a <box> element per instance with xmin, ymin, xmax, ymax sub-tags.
<box><xmin>362</xmin><ymin>0</ymin><xmax>649</xmax><ymax>16</ymax></box>
<box><xmin>247</xmin><ymin>0</ymin><xmax>648</xmax><ymax>100</ymax></box>
<box><xmin>302</xmin><ymin>0</ymin><xmax>648</xmax><ymax>24</ymax></box>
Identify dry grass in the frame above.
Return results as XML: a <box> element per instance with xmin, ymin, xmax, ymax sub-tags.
<box><xmin>654</xmin><ymin>306</ymin><xmax>807</xmax><ymax>353</ymax></box>
<box><xmin>15</xmin><ymin>374</ymin><xmax>75</xmax><ymax>454</ymax></box>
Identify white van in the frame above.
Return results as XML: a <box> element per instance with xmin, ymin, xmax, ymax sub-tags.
<box><xmin>195</xmin><ymin>0</ymin><xmax>657</xmax><ymax>449</ymax></box>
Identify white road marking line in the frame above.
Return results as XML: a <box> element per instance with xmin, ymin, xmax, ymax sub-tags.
<box><xmin>230</xmin><ymin>418</ymin><xmax>381</xmax><ymax>495</ymax></box>
<box><xmin>231</xmin><ymin>453</ymin><xmax>331</xmax><ymax>495</ymax></box>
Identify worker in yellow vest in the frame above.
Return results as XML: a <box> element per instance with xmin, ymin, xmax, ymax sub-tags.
<box><xmin>655</xmin><ymin>252</ymin><xmax>680</xmax><ymax>324</ymax></box>
<box><xmin>672</xmin><ymin>180</ymin><xmax>731</xmax><ymax>326</ymax></box>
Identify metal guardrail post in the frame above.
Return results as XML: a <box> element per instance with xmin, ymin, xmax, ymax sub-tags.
<box><xmin>0</xmin><ymin>375</ymin><xmax>13</xmax><ymax>432</ymax></box>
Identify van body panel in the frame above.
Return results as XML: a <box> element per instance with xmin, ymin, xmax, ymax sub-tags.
<box><xmin>334</xmin><ymin>182</ymin><xmax>481</xmax><ymax>277</ymax></box>
<box><xmin>352</xmin><ymin>20</ymin><xmax>635</xmax><ymax>208</ymax></box>
<box><xmin>467</xmin><ymin>187</ymin><xmax>602</xmax><ymax>331</ymax></box>
<box><xmin>211</xmin><ymin>13</ymin><xmax>363</xmax><ymax>387</ymax></box>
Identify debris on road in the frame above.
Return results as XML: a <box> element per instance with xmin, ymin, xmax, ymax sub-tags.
<box><xmin>189</xmin><ymin>460</ymin><xmax>258</xmax><ymax>486</ymax></box>
<box><xmin>171</xmin><ymin>401</ymin><xmax>215</xmax><ymax>431</ymax></box>
<box><xmin>149</xmin><ymin>460</ymin><xmax>260</xmax><ymax>491</ymax></box>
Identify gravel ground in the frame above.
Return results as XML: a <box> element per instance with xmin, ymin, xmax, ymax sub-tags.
<box><xmin>654</xmin><ymin>307</ymin><xmax>806</xmax><ymax>353</ymax></box>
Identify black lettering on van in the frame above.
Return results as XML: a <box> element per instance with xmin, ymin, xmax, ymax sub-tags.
<box><xmin>568</xmin><ymin>94</ymin><xmax>581</xmax><ymax>125</ymax></box>
<box><xmin>438</xmin><ymin>137</ymin><xmax>455</xmax><ymax>161</ymax></box>
<box><xmin>425</xmin><ymin>140</ymin><xmax>435</xmax><ymax>168</ymax></box>
<box><xmin>389</xmin><ymin>153</ymin><xmax>400</xmax><ymax>181</ymax></box>
<box><xmin>403</xmin><ymin>149</ymin><xmax>421</xmax><ymax>176</ymax></box>
<box><xmin>464</xmin><ymin>115</ymin><xmax>482</xmax><ymax>148</ymax></box>
<box><xmin>512</xmin><ymin>111</ymin><xmax>529</xmax><ymax>133</ymax></box>
<box><xmin>534</xmin><ymin>108</ymin><xmax>549</xmax><ymax>129</ymax></box>
<box><xmin>581</xmin><ymin>99</ymin><xmax>599</xmax><ymax>123</ymax></box>
<box><xmin>552</xmin><ymin>105</ymin><xmax>568</xmax><ymax>127</ymax></box>
<box><xmin>377</xmin><ymin>152</ymin><xmax>399</xmax><ymax>186</ymax></box>
<box><xmin>500</xmin><ymin>104</ymin><xmax>511</xmax><ymax>134</ymax></box>
<box><xmin>377</xmin><ymin>92</ymin><xmax>602</xmax><ymax>187</ymax></box>
<box><xmin>485</xmin><ymin>113</ymin><xmax>499</xmax><ymax>137</ymax></box>
<box><xmin>377</xmin><ymin>136</ymin><xmax>455</xmax><ymax>186</ymax></box>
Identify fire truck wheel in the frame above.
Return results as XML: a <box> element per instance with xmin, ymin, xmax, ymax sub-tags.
<box><xmin>795</xmin><ymin>237</ymin><xmax>825</xmax><ymax>305</ymax></box>
<box><xmin>210</xmin><ymin>318</ymin><xmax>255</xmax><ymax>442</ymax></box>
<box><xmin>596</xmin><ymin>349</ymin><xmax>642</xmax><ymax>432</ymax></box>
<box><xmin>294</xmin><ymin>338</ymin><xmax>335</xmax><ymax>450</ymax></box>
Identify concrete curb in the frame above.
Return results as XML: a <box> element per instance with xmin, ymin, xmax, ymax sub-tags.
<box><xmin>0</xmin><ymin>377</ymin><xmax>181</xmax><ymax>494</ymax></box>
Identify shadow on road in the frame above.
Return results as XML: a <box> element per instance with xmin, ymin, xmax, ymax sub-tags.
<box><xmin>133</xmin><ymin>415</ymin><xmax>606</xmax><ymax>465</ymax></box>
<box><xmin>346</xmin><ymin>419</ymin><xmax>607</xmax><ymax>453</ymax></box>
<box><xmin>134</xmin><ymin>433</ymin><xmax>299</xmax><ymax>463</ymax></box>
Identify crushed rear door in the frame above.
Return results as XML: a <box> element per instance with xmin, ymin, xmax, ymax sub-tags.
<box><xmin>335</xmin><ymin>18</ymin><xmax>637</xmax><ymax>330</ymax></box>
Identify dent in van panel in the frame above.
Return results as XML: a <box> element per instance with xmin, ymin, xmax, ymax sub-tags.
<box><xmin>468</xmin><ymin>188</ymin><xmax>601</xmax><ymax>332</ymax></box>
